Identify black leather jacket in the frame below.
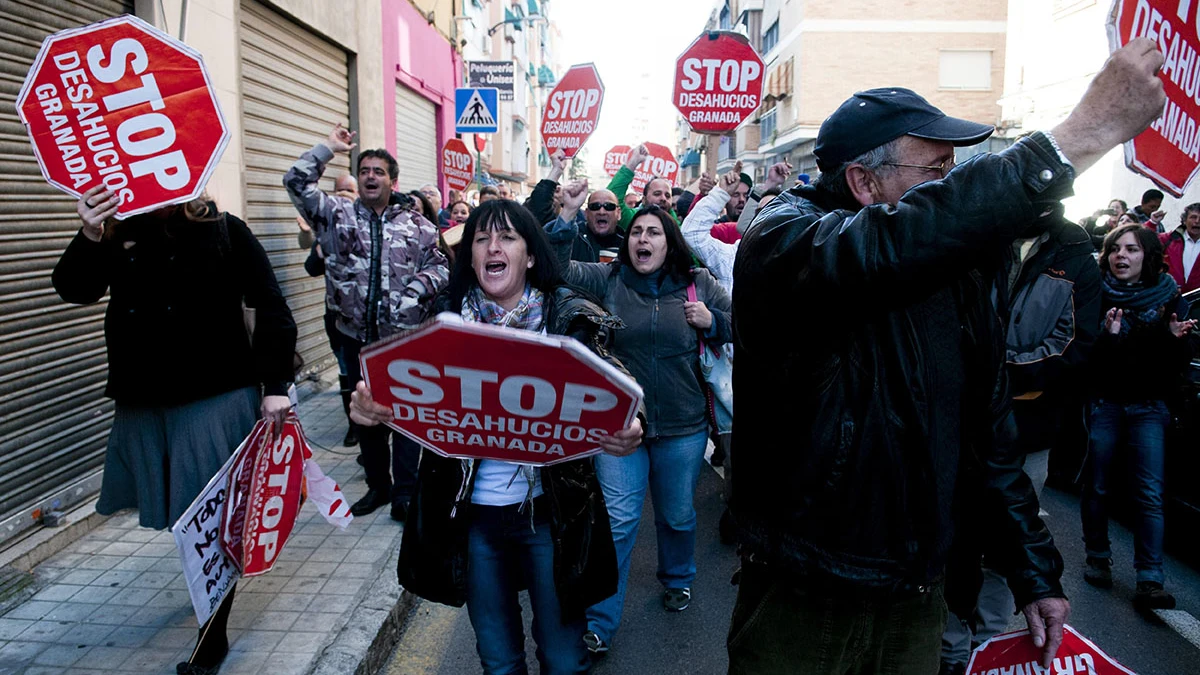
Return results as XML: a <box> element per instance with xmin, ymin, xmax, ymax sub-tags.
<box><xmin>730</xmin><ymin>133</ymin><xmax>1069</xmax><ymax>608</ymax></box>
<box><xmin>396</xmin><ymin>285</ymin><xmax>624</xmax><ymax>618</ymax></box>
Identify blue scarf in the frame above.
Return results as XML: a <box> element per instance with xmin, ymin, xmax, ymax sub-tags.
<box><xmin>1100</xmin><ymin>272</ymin><xmax>1178</xmax><ymax>335</ymax></box>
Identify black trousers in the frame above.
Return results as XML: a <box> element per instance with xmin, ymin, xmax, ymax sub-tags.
<box><xmin>340</xmin><ymin>335</ymin><xmax>419</xmax><ymax>505</ymax></box>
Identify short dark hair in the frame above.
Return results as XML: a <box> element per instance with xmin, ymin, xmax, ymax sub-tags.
<box><xmin>1100</xmin><ymin>223</ymin><xmax>1167</xmax><ymax>285</ymax></box>
<box><xmin>1141</xmin><ymin>189</ymin><xmax>1164</xmax><ymax>204</ymax></box>
<box><xmin>1109</xmin><ymin>198</ymin><xmax>1128</xmax><ymax>210</ymax></box>
<box><xmin>444</xmin><ymin>200</ymin><xmax>563</xmax><ymax>310</ymax></box>
<box><xmin>671</xmin><ymin>187</ymin><xmax>684</xmax><ymax>196</ymax></box>
<box><xmin>358</xmin><ymin>149</ymin><xmax>399</xmax><ymax>182</ymax></box>
<box><xmin>479</xmin><ymin>186</ymin><xmax>500</xmax><ymax>197</ymax></box>
<box><xmin>618</xmin><ymin>205</ymin><xmax>697</xmax><ymax>280</ymax></box>
<box><xmin>643</xmin><ymin>178</ymin><xmax>671</xmax><ymax>197</ymax></box>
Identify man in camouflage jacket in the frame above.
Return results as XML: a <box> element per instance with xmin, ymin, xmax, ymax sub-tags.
<box><xmin>285</xmin><ymin>123</ymin><xmax>449</xmax><ymax>520</ymax></box>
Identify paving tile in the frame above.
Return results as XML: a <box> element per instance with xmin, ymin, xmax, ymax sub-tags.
<box><xmin>264</xmin><ymin>593</ymin><xmax>313</xmax><ymax>613</ymax></box>
<box><xmin>131</xmin><ymin>571</ymin><xmax>178</xmax><ymax>590</ymax></box>
<box><xmin>23</xmin><ymin>666</ymin><xmax>69</xmax><ymax>675</ymax></box>
<box><xmin>31</xmin><ymin>585</ymin><xmax>85</xmax><ymax>603</ymax></box>
<box><xmin>96</xmin><ymin>542</ymin><xmax>142</xmax><ymax>557</ymax></box>
<box><xmin>319</xmin><ymin>536</ymin><xmax>361</xmax><ymax>550</ymax></box>
<box><xmin>321</xmin><ymin>576</ymin><xmax>368</xmax><ymax>596</ymax></box>
<box><xmin>4</xmin><ymin>600</ymin><xmax>59</xmax><ymax>621</ymax></box>
<box><xmin>107</xmin><ymin>586</ymin><xmax>158</xmax><ymax>607</ymax></box>
<box><xmin>65</xmin><ymin>585</ymin><xmax>119</xmax><ymax>605</ymax></box>
<box><xmin>70</xmin><ymin>553</ymin><xmax>120</xmax><ymax>569</ymax></box>
<box><xmin>32</xmin><ymin>643</ymin><xmax>89</xmax><ymax>667</ymax></box>
<box><xmin>229</xmin><ymin>592</ymin><xmax>270</xmax><ymax>613</ymax></box>
<box><xmin>0</xmin><ymin>618</ymin><xmax>33</xmax><ymax>640</ymax></box>
<box><xmin>119</xmin><ymin>647</ymin><xmax>179</xmax><ymax>672</ymax></box>
<box><xmin>283</xmin><ymin>534</ymin><xmax>324</xmax><ymax>548</ymax></box>
<box><xmin>264</xmin><ymin>560</ymin><xmax>303</xmax><ymax>576</ymax></box>
<box><xmin>261</xmin><ymin>650</ymin><xmax>316</xmax><ymax>673</ymax></box>
<box><xmin>62</xmin><ymin>668</ymin><xmax>106</xmax><ymax>675</ymax></box>
<box><xmin>294</xmin><ymin>561</ymin><xmax>338</xmax><ymax>578</ymax></box>
<box><xmin>52</xmin><ymin>622</ymin><xmax>113</xmax><ymax>647</ymax></box>
<box><xmin>120</xmin><ymin>529</ymin><xmax>158</xmax><ymax>543</ymax></box>
<box><xmin>334</xmin><ymin>562</ymin><xmax>376</xmax><ymax>579</ymax></box>
<box><xmin>342</xmin><ymin>548</ymin><xmax>387</xmax><ymax>564</ymax></box>
<box><xmin>230</xmin><ymin>629</ymin><xmax>285</xmax><ymax>652</ymax></box>
<box><xmin>110</xmin><ymin>557</ymin><xmax>157</xmax><ymax>573</ymax></box>
<box><xmin>249</xmin><ymin>611</ymin><xmax>299</xmax><ymax>631</ymax></box>
<box><xmin>217</xmin><ymin>650</ymin><xmax>269</xmax><ymax>675</ymax></box>
<box><xmin>143</xmin><ymin>626</ymin><xmax>195</xmax><ymax>650</ymax></box>
<box><xmin>81</xmin><ymin>604</ymin><xmax>140</xmax><ymax>626</ymax></box>
<box><xmin>89</xmin><ymin>570</ymin><xmax>140</xmax><ymax>589</ymax></box>
<box><xmin>0</xmin><ymin>638</ymin><xmax>42</xmax><ymax>665</ymax></box>
<box><xmin>43</xmin><ymin>604</ymin><xmax>96</xmax><ymax>623</ymax></box>
<box><xmin>305</xmin><ymin>547</ymin><xmax>349</xmax><ymax>563</ymax></box>
<box><xmin>311</xmin><ymin>594</ymin><xmax>354</xmax><ymax>615</ymax></box>
<box><xmin>122</xmin><ymin>605</ymin><xmax>185</xmax><ymax>629</ymax></box>
<box><xmin>130</xmin><ymin>543</ymin><xmax>176</xmax><ymax>558</ymax></box>
<box><xmin>55</xmin><ymin>570</ymin><xmax>104</xmax><ymax>586</ymax></box>
<box><xmin>79</xmin><ymin>646</ymin><xmax>134</xmax><ymax>669</ymax></box>
<box><xmin>39</xmin><ymin>553</ymin><xmax>86</xmax><ymax>569</ymax></box>
<box><xmin>278</xmin><ymin>546</ymin><xmax>314</xmax><ymax>563</ymax></box>
<box><xmin>143</xmin><ymin>589</ymin><xmax>190</xmax><ymax>609</ymax></box>
<box><xmin>17</xmin><ymin>619</ymin><xmax>75</xmax><ymax>642</ymax></box>
<box><xmin>274</xmin><ymin>630</ymin><xmax>325</xmax><ymax>655</ymax></box>
<box><xmin>356</xmin><ymin>535</ymin><xmax>398</xmax><ymax>550</ymax></box>
<box><xmin>225</xmin><ymin>610</ymin><xmax>262</xmax><ymax>630</ymax></box>
<box><xmin>101</xmin><ymin>625</ymin><xmax>158</xmax><ymax>649</ymax></box>
<box><xmin>280</xmin><ymin>577</ymin><xmax>325</xmax><ymax>595</ymax></box>
<box><xmin>240</xmin><ymin>575</ymin><xmax>288</xmax><ymax>594</ymax></box>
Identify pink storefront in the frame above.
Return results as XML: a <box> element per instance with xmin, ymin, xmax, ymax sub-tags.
<box><xmin>382</xmin><ymin>0</ymin><xmax>463</xmax><ymax>200</ymax></box>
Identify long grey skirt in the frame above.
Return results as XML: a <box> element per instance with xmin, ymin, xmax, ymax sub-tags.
<box><xmin>97</xmin><ymin>386</ymin><xmax>260</xmax><ymax>530</ymax></box>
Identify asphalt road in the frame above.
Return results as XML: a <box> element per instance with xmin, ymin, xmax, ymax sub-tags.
<box><xmin>385</xmin><ymin>467</ymin><xmax>1200</xmax><ymax>674</ymax></box>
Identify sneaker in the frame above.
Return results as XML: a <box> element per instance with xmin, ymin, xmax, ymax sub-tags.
<box><xmin>582</xmin><ymin>630</ymin><xmax>609</xmax><ymax>655</ymax></box>
<box><xmin>663</xmin><ymin>587</ymin><xmax>692</xmax><ymax>612</ymax></box>
<box><xmin>1134</xmin><ymin>581</ymin><xmax>1176</xmax><ymax>611</ymax></box>
<box><xmin>1083</xmin><ymin>556</ymin><xmax>1113</xmax><ymax>589</ymax></box>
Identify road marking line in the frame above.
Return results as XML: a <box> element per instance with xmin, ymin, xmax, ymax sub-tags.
<box><xmin>1154</xmin><ymin>609</ymin><xmax>1200</xmax><ymax>651</ymax></box>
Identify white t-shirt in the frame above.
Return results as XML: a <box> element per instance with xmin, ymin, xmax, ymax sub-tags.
<box><xmin>471</xmin><ymin>460</ymin><xmax>543</xmax><ymax>506</ymax></box>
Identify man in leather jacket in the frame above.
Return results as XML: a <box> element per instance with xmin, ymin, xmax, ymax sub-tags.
<box><xmin>726</xmin><ymin>40</ymin><xmax>1166</xmax><ymax>674</ymax></box>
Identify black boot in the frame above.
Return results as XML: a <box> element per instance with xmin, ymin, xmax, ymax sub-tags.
<box><xmin>178</xmin><ymin>585</ymin><xmax>235</xmax><ymax>674</ymax></box>
<box><xmin>339</xmin><ymin>375</ymin><xmax>359</xmax><ymax>448</ymax></box>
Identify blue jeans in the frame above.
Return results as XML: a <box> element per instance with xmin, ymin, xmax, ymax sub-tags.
<box><xmin>586</xmin><ymin>429</ymin><xmax>709</xmax><ymax>643</ymax></box>
<box><xmin>1081</xmin><ymin>400</ymin><xmax>1169</xmax><ymax>585</ymax></box>
<box><xmin>466</xmin><ymin>499</ymin><xmax>589</xmax><ymax>674</ymax></box>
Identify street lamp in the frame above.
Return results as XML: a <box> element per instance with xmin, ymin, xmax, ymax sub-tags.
<box><xmin>487</xmin><ymin>9</ymin><xmax>545</xmax><ymax>36</ymax></box>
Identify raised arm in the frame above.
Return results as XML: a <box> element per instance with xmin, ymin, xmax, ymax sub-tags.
<box><xmin>551</xmin><ymin>179</ymin><xmax>618</xmax><ymax>298</ymax></box>
<box><xmin>283</xmin><ymin>124</ymin><xmax>355</xmax><ymax>235</ymax></box>
<box><xmin>608</xmin><ymin>144</ymin><xmax>648</xmax><ymax>230</ymax></box>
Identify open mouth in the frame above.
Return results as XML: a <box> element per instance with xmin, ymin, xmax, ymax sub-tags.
<box><xmin>1114</xmin><ymin>262</ymin><xmax>1130</xmax><ymax>271</ymax></box>
<box><xmin>635</xmin><ymin>248</ymin><xmax>653</xmax><ymax>263</ymax></box>
<box><xmin>485</xmin><ymin>261</ymin><xmax>507</xmax><ymax>277</ymax></box>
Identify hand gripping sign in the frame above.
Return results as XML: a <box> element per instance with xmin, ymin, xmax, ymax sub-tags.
<box><xmin>674</xmin><ymin>31</ymin><xmax>764</xmax><ymax>134</ymax></box>
<box><xmin>442</xmin><ymin>138</ymin><xmax>475</xmax><ymax>193</ymax></box>
<box><xmin>16</xmin><ymin>15</ymin><xmax>229</xmax><ymax>218</ymax></box>
<box><xmin>1108</xmin><ymin>0</ymin><xmax>1200</xmax><ymax>196</ymax></box>
<box><xmin>541</xmin><ymin>63</ymin><xmax>605</xmax><ymax>159</ymax></box>
<box><xmin>360</xmin><ymin>313</ymin><xmax>643</xmax><ymax>466</ymax></box>
<box><xmin>967</xmin><ymin>625</ymin><xmax>1137</xmax><ymax>675</ymax></box>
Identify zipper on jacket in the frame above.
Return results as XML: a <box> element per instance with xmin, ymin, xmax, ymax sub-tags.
<box><xmin>651</xmin><ymin>297</ymin><xmax>659</xmax><ymax>436</ymax></box>
<box><xmin>366</xmin><ymin>211</ymin><xmax>383</xmax><ymax>341</ymax></box>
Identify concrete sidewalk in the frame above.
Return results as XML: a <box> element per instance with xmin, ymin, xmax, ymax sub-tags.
<box><xmin>0</xmin><ymin>383</ymin><xmax>410</xmax><ymax>675</ymax></box>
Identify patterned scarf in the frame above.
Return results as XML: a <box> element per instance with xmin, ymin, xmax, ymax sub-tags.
<box><xmin>1100</xmin><ymin>271</ymin><xmax>1178</xmax><ymax>335</ymax></box>
<box><xmin>461</xmin><ymin>282</ymin><xmax>546</xmax><ymax>331</ymax></box>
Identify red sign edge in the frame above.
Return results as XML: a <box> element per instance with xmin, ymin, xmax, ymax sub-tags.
<box><xmin>359</xmin><ymin>312</ymin><xmax>644</xmax><ymax>467</ymax></box>
<box><xmin>540</xmin><ymin>62</ymin><xmax>607</xmax><ymax>160</ymax></box>
<box><xmin>673</xmin><ymin>29</ymin><xmax>763</xmax><ymax>136</ymax></box>
<box><xmin>965</xmin><ymin>624</ymin><xmax>1139</xmax><ymax>675</ymax></box>
<box><xmin>15</xmin><ymin>13</ymin><xmax>231</xmax><ymax>220</ymax></box>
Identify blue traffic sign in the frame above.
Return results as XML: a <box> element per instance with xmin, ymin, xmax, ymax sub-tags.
<box><xmin>455</xmin><ymin>88</ymin><xmax>500</xmax><ymax>134</ymax></box>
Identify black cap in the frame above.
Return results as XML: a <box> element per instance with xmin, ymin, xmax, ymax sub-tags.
<box><xmin>813</xmin><ymin>88</ymin><xmax>994</xmax><ymax>173</ymax></box>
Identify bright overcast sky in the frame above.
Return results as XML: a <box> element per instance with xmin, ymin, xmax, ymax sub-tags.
<box><xmin>551</xmin><ymin>0</ymin><xmax>714</xmax><ymax>174</ymax></box>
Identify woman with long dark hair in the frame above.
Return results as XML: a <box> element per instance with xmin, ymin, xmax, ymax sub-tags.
<box><xmin>52</xmin><ymin>185</ymin><xmax>297</xmax><ymax>675</ymax></box>
<box><xmin>351</xmin><ymin>200</ymin><xmax>642</xmax><ymax>674</ymax></box>
<box><xmin>1081</xmin><ymin>224</ymin><xmax>1196</xmax><ymax>611</ymax></box>
<box><xmin>547</xmin><ymin>181</ymin><xmax>732</xmax><ymax>654</ymax></box>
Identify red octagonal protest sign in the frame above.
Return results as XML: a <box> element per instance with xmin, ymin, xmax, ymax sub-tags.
<box><xmin>360</xmin><ymin>314</ymin><xmax>643</xmax><ymax>466</ymax></box>
<box><xmin>674</xmin><ymin>31</ymin><xmax>764</xmax><ymax>134</ymax></box>
<box><xmin>631</xmin><ymin>142</ymin><xmax>681</xmax><ymax>193</ymax></box>
<box><xmin>603</xmin><ymin>144</ymin><xmax>630</xmax><ymax>177</ymax></box>
<box><xmin>1108</xmin><ymin>0</ymin><xmax>1200</xmax><ymax>197</ymax></box>
<box><xmin>442</xmin><ymin>138</ymin><xmax>474</xmax><ymax>193</ymax></box>
<box><xmin>967</xmin><ymin>625</ymin><xmax>1137</xmax><ymax>675</ymax></box>
<box><xmin>541</xmin><ymin>63</ymin><xmax>604</xmax><ymax>159</ymax></box>
<box><xmin>16</xmin><ymin>14</ymin><xmax>229</xmax><ymax>218</ymax></box>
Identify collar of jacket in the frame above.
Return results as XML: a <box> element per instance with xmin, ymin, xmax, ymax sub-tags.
<box><xmin>354</xmin><ymin>199</ymin><xmax>409</xmax><ymax>222</ymax></box>
<box><xmin>617</xmin><ymin>263</ymin><xmax>690</xmax><ymax>297</ymax></box>
<box><xmin>792</xmin><ymin>183</ymin><xmax>862</xmax><ymax>214</ymax></box>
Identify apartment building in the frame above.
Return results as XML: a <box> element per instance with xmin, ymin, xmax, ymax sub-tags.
<box><xmin>678</xmin><ymin>0</ymin><xmax>1008</xmax><ymax>185</ymax></box>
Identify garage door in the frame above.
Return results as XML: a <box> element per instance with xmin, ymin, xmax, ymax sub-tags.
<box><xmin>240</xmin><ymin>0</ymin><xmax>351</xmax><ymax>379</ymax></box>
<box><xmin>394</xmin><ymin>84</ymin><xmax>438</xmax><ymax>191</ymax></box>
<box><xmin>0</xmin><ymin>0</ymin><xmax>135</xmax><ymax>545</ymax></box>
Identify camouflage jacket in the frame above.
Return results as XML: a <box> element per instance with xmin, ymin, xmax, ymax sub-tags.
<box><xmin>284</xmin><ymin>144</ymin><xmax>449</xmax><ymax>341</ymax></box>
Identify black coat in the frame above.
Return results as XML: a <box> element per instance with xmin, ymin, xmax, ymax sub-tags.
<box><xmin>397</xmin><ymin>285</ymin><xmax>624</xmax><ymax>618</ymax></box>
<box><xmin>731</xmin><ymin>133</ymin><xmax>1071</xmax><ymax>609</ymax></box>
<box><xmin>52</xmin><ymin>210</ymin><xmax>296</xmax><ymax>406</ymax></box>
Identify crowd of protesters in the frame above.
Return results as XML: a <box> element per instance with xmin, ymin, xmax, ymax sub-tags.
<box><xmin>52</xmin><ymin>36</ymin><xmax>1200</xmax><ymax>675</ymax></box>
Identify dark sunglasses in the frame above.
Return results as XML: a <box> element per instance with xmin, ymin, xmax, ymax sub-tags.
<box><xmin>588</xmin><ymin>202</ymin><xmax>618</xmax><ymax>211</ymax></box>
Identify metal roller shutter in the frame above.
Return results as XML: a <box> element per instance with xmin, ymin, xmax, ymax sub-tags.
<box><xmin>393</xmin><ymin>84</ymin><xmax>438</xmax><ymax>191</ymax></box>
<box><xmin>0</xmin><ymin>0</ymin><xmax>135</xmax><ymax>545</ymax></box>
<box><xmin>240</xmin><ymin>0</ymin><xmax>350</xmax><ymax>378</ymax></box>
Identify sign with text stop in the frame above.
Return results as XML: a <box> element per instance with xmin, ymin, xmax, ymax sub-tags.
<box><xmin>630</xmin><ymin>143</ymin><xmax>681</xmax><ymax>192</ymax></box>
<box><xmin>674</xmin><ymin>31</ymin><xmax>764</xmax><ymax>134</ymax></box>
<box><xmin>541</xmin><ymin>63</ymin><xmax>605</xmax><ymax>159</ymax></box>
<box><xmin>441</xmin><ymin>138</ymin><xmax>474</xmax><ymax>193</ymax></box>
<box><xmin>967</xmin><ymin>625</ymin><xmax>1137</xmax><ymax>675</ymax></box>
<box><xmin>15</xmin><ymin>15</ymin><xmax>229</xmax><ymax>218</ymax></box>
<box><xmin>603</xmin><ymin>145</ymin><xmax>630</xmax><ymax>177</ymax></box>
<box><xmin>1108</xmin><ymin>0</ymin><xmax>1200</xmax><ymax>196</ymax></box>
<box><xmin>360</xmin><ymin>314</ymin><xmax>643</xmax><ymax>466</ymax></box>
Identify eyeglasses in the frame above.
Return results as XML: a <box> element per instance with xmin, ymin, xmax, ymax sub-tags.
<box><xmin>881</xmin><ymin>157</ymin><xmax>956</xmax><ymax>178</ymax></box>
<box><xmin>588</xmin><ymin>202</ymin><xmax>618</xmax><ymax>211</ymax></box>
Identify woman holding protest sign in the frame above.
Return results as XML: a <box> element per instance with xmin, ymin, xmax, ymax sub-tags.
<box><xmin>545</xmin><ymin>180</ymin><xmax>732</xmax><ymax>654</ymax></box>
<box><xmin>52</xmin><ymin>185</ymin><xmax>297</xmax><ymax>675</ymax></box>
<box><xmin>350</xmin><ymin>199</ymin><xmax>643</xmax><ymax>674</ymax></box>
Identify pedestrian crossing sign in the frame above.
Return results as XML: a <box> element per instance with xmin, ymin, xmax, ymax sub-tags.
<box><xmin>455</xmin><ymin>88</ymin><xmax>499</xmax><ymax>133</ymax></box>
